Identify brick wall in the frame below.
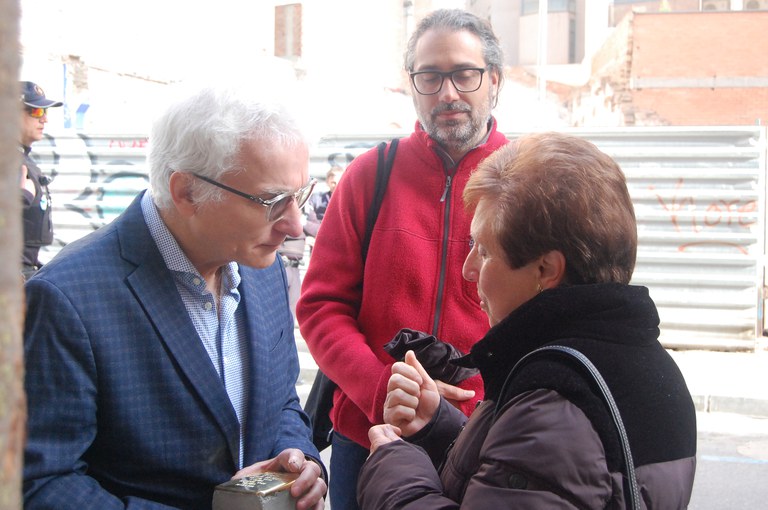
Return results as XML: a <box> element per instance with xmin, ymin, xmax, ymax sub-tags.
<box><xmin>631</xmin><ymin>12</ymin><xmax>767</xmax><ymax>77</ymax></box>
<box><xmin>633</xmin><ymin>88</ymin><xmax>768</xmax><ymax>125</ymax></box>
<box><xmin>573</xmin><ymin>11</ymin><xmax>768</xmax><ymax>126</ymax></box>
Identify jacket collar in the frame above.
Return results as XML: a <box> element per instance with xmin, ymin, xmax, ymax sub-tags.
<box><xmin>456</xmin><ymin>283</ymin><xmax>660</xmax><ymax>393</ymax></box>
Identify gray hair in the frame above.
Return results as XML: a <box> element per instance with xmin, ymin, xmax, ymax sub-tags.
<box><xmin>404</xmin><ymin>9</ymin><xmax>505</xmax><ymax>96</ymax></box>
<box><xmin>149</xmin><ymin>86</ymin><xmax>306</xmax><ymax>209</ymax></box>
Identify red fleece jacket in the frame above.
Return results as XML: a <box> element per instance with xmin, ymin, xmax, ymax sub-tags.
<box><xmin>297</xmin><ymin>120</ymin><xmax>509</xmax><ymax>448</ymax></box>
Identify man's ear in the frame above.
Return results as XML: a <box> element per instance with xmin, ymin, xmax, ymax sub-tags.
<box><xmin>539</xmin><ymin>250</ymin><xmax>566</xmax><ymax>290</ymax></box>
<box><xmin>490</xmin><ymin>68</ymin><xmax>502</xmax><ymax>106</ymax></box>
<box><xmin>169</xmin><ymin>171</ymin><xmax>196</xmax><ymax>217</ymax></box>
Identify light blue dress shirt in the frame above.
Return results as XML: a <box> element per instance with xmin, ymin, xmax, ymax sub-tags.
<box><xmin>141</xmin><ymin>190</ymin><xmax>248</xmax><ymax>468</ymax></box>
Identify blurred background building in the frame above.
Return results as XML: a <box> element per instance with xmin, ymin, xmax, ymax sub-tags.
<box><xmin>14</xmin><ymin>0</ymin><xmax>768</xmax><ymax>348</ymax></box>
<box><xmin>18</xmin><ymin>0</ymin><xmax>768</xmax><ymax>136</ymax></box>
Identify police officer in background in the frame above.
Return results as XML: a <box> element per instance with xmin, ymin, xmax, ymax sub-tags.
<box><xmin>19</xmin><ymin>81</ymin><xmax>62</xmax><ymax>280</ymax></box>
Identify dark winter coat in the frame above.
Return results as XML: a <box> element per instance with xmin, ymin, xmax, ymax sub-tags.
<box><xmin>358</xmin><ymin>284</ymin><xmax>697</xmax><ymax>509</ymax></box>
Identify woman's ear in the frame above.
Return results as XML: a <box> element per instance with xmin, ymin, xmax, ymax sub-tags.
<box><xmin>169</xmin><ymin>171</ymin><xmax>196</xmax><ymax>217</ymax></box>
<box><xmin>539</xmin><ymin>250</ymin><xmax>566</xmax><ymax>290</ymax></box>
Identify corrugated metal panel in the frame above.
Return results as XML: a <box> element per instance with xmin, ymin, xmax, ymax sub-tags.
<box><xmin>31</xmin><ymin>127</ymin><xmax>768</xmax><ymax>350</ymax></box>
<box><xmin>31</xmin><ymin>133</ymin><xmax>149</xmax><ymax>249</ymax></box>
<box><xmin>552</xmin><ymin>127</ymin><xmax>766</xmax><ymax>351</ymax></box>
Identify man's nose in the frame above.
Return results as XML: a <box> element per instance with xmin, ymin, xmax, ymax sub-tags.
<box><xmin>438</xmin><ymin>77</ymin><xmax>461</xmax><ymax>102</ymax></box>
<box><xmin>275</xmin><ymin>201</ymin><xmax>304</xmax><ymax>238</ymax></box>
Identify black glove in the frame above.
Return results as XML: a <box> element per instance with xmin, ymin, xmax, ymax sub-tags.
<box><xmin>383</xmin><ymin>328</ymin><xmax>479</xmax><ymax>385</ymax></box>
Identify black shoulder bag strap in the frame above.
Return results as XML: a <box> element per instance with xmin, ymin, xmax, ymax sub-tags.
<box><xmin>362</xmin><ymin>138</ymin><xmax>399</xmax><ymax>263</ymax></box>
<box><xmin>493</xmin><ymin>345</ymin><xmax>641</xmax><ymax>510</ymax></box>
<box><xmin>304</xmin><ymin>138</ymin><xmax>399</xmax><ymax>452</ymax></box>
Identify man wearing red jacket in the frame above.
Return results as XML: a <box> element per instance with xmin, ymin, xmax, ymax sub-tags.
<box><xmin>296</xmin><ymin>9</ymin><xmax>509</xmax><ymax>510</ymax></box>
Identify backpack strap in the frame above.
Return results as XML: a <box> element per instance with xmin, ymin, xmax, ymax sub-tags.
<box><xmin>304</xmin><ymin>137</ymin><xmax>399</xmax><ymax>451</ymax></box>
<box><xmin>362</xmin><ymin>138</ymin><xmax>399</xmax><ymax>264</ymax></box>
<box><xmin>493</xmin><ymin>345</ymin><xmax>641</xmax><ymax>510</ymax></box>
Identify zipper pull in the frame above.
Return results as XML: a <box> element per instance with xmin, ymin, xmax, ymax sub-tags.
<box><xmin>440</xmin><ymin>174</ymin><xmax>453</xmax><ymax>202</ymax></box>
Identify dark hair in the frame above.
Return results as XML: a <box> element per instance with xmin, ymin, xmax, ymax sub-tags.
<box><xmin>464</xmin><ymin>132</ymin><xmax>637</xmax><ymax>285</ymax></box>
<box><xmin>404</xmin><ymin>9</ymin><xmax>504</xmax><ymax>101</ymax></box>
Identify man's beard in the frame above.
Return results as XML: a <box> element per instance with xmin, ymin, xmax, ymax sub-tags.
<box><xmin>420</xmin><ymin>97</ymin><xmax>493</xmax><ymax>156</ymax></box>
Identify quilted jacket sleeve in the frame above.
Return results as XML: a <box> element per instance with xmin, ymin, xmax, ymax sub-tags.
<box><xmin>358</xmin><ymin>389</ymin><xmax>616</xmax><ymax>509</ymax></box>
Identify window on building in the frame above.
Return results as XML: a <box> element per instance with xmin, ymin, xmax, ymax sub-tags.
<box><xmin>702</xmin><ymin>0</ymin><xmax>731</xmax><ymax>10</ymax></box>
<box><xmin>522</xmin><ymin>0</ymin><xmax>576</xmax><ymax>16</ymax></box>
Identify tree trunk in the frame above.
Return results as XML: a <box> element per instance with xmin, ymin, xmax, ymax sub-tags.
<box><xmin>0</xmin><ymin>0</ymin><xmax>25</xmax><ymax>508</ymax></box>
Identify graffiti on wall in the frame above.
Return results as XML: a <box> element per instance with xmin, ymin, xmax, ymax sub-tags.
<box><xmin>33</xmin><ymin>132</ymin><xmax>765</xmax><ymax>265</ymax></box>
<box><xmin>64</xmin><ymin>167</ymin><xmax>149</xmax><ymax>230</ymax></box>
<box><xmin>64</xmin><ymin>136</ymin><xmax>150</xmax><ymax>231</ymax></box>
<box><xmin>651</xmin><ymin>178</ymin><xmax>758</xmax><ymax>255</ymax></box>
<box><xmin>30</xmin><ymin>135</ymin><xmax>150</xmax><ymax>262</ymax></box>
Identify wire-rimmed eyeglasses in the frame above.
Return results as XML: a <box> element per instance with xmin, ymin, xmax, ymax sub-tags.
<box><xmin>192</xmin><ymin>173</ymin><xmax>316</xmax><ymax>222</ymax></box>
<box><xmin>409</xmin><ymin>67</ymin><xmax>487</xmax><ymax>96</ymax></box>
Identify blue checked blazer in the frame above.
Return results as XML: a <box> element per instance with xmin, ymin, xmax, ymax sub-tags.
<box><xmin>23</xmin><ymin>192</ymin><xmax>320</xmax><ymax>509</ymax></box>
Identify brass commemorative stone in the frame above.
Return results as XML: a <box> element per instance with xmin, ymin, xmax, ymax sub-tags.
<box><xmin>212</xmin><ymin>472</ymin><xmax>299</xmax><ymax>510</ymax></box>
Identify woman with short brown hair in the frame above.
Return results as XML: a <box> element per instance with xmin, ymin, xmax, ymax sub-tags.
<box><xmin>358</xmin><ymin>132</ymin><xmax>697</xmax><ymax>509</ymax></box>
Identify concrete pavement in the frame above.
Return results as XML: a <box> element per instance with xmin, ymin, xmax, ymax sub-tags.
<box><xmin>295</xmin><ymin>326</ymin><xmax>768</xmax><ymax>418</ymax></box>
<box><xmin>667</xmin><ymin>348</ymin><xmax>768</xmax><ymax>418</ymax></box>
<box><xmin>294</xmin><ymin>329</ymin><xmax>768</xmax><ymax>510</ymax></box>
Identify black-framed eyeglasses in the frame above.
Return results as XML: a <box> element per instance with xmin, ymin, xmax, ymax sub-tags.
<box><xmin>409</xmin><ymin>67</ymin><xmax>487</xmax><ymax>96</ymax></box>
<box><xmin>192</xmin><ymin>173</ymin><xmax>316</xmax><ymax>222</ymax></box>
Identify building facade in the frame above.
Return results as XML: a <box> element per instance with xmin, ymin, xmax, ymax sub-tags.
<box><xmin>569</xmin><ymin>10</ymin><xmax>768</xmax><ymax>126</ymax></box>
<box><xmin>470</xmin><ymin>0</ymin><xmax>768</xmax><ymax>126</ymax></box>
<box><xmin>18</xmin><ymin>0</ymin><xmax>768</xmax><ymax>132</ymax></box>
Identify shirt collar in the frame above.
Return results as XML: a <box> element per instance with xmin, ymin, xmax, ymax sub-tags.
<box><xmin>140</xmin><ymin>190</ymin><xmax>241</xmax><ymax>290</ymax></box>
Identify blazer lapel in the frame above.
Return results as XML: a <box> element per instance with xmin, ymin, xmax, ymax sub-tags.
<box><xmin>239</xmin><ymin>266</ymin><xmax>267</xmax><ymax>461</ymax></box>
<box><xmin>118</xmin><ymin>194</ymin><xmax>241</xmax><ymax>465</ymax></box>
